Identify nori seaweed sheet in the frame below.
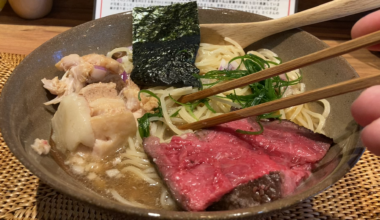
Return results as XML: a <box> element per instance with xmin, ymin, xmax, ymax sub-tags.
<box><xmin>131</xmin><ymin>2</ymin><xmax>201</xmax><ymax>88</ymax></box>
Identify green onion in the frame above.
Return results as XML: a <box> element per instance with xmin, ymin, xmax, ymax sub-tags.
<box><xmin>236</xmin><ymin>113</ymin><xmax>280</xmax><ymax>135</ymax></box>
<box><xmin>197</xmin><ymin>53</ymin><xmax>302</xmax><ymax>135</ymax></box>
<box><xmin>236</xmin><ymin>122</ymin><xmax>264</xmax><ymax>135</ymax></box>
<box><xmin>170</xmin><ymin>109</ymin><xmax>181</xmax><ymax>117</ymax></box>
<box><xmin>137</xmin><ymin>90</ymin><xmax>163</xmax><ymax>138</ymax></box>
<box><xmin>274</xmin><ymin>56</ymin><xmax>282</xmax><ymax>64</ymax></box>
<box><xmin>168</xmin><ymin>94</ymin><xmax>216</xmax><ymax>120</ymax></box>
<box><xmin>168</xmin><ymin>94</ymin><xmax>197</xmax><ymax>120</ymax></box>
<box><xmin>204</xmin><ymin>100</ymin><xmax>216</xmax><ymax>113</ymax></box>
<box><xmin>138</xmin><ymin>90</ymin><xmax>161</xmax><ymax>105</ymax></box>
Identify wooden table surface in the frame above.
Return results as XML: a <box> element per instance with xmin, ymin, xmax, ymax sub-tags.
<box><xmin>0</xmin><ymin>24</ymin><xmax>379</xmax><ymax>78</ymax></box>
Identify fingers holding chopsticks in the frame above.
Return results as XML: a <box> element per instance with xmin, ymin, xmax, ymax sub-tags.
<box><xmin>352</xmin><ymin>10</ymin><xmax>380</xmax><ymax>51</ymax></box>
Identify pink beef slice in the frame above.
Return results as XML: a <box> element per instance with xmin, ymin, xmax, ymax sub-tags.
<box><xmin>208</xmin><ymin>172</ymin><xmax>283</xmax><ymax>210</ymax></box>
<box><xmin>215</xmin><ymin>118</ymin><xmax>333</xmax><ymax>168</ymax></box>
<box><xmin>143</xmin><ymin>130</ymin><xmax>310</xmax><ymax>211</ymax></box>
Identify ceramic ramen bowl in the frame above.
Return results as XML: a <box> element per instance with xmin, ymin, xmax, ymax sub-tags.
<box><xmin>0</xmin><ymin>8</ymin><xmax>365</xmax><ymax>219</ymax></box>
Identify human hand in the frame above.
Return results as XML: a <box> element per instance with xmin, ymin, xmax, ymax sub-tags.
<box><xmin>351</xmin><ymin>10</ymin><xmax>380</xmax><ymax>51</ymax></box>
<box><xmin>352</xmin><ymin>86</ymin><xmax>380</xmax><ymax>155</ymax></box>
<box><xmin>351</xmin><ymin>10</ymin><xmax>380</xmax><ymax>155</ymax></box>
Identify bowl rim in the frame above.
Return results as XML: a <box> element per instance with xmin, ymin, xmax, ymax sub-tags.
<box><xmin>0</xmin><ymin>7</ymin><xmax>366</xmax><ymax>219</ymax></box>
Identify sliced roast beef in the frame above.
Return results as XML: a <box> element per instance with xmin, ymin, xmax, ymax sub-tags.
<box><xmin>143</xmin><ymin>119</ymin><xmax>332</xmax><ymax>211</ymax></box>
<box><xmin>208</xmin><ymin>172</ymin><xmax>282</xmax><ymax>210</ymax></box>
<box><xmin>144</xmin><ymin>130</ymin><xmax>310</xmax><ymax>211</ymax></box>
<box><xmin>215</xmin><ymin>118</ymin><xmax>333</xmax><ymax>167</ymax></box>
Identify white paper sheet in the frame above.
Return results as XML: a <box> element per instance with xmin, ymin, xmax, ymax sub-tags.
<box><xmin>94</xmin><ymin>0</ymin><xmax>297</xmax><ymax>19</ymax></box>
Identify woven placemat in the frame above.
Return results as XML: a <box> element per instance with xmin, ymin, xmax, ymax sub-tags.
<box><xmin>0</xmin><ymin>52</ymin><xmax>380</xmax><ymax>220</ymax></box>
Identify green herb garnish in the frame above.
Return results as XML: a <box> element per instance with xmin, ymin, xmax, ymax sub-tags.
<box><xmin>196</xmin><ymin>53</ymin><xmax>301</xmax><ymax>135</ymax></box>
<box><xmin>236</xmin><ymin>113</ymin><xmax>282</xmax><ymax>135</ymax></box>
<box><xmin>236</xmin><ymin>122</ymin><xmax>264</xmax><ymax>135</ymax></box>
<box><xmin>170</xmin><ymin>109</ymin><xmax>181</xmax><ymax>117</ymax></box>
<box><xmin>168</xmin><ymin>94</ymin><xmax>216</xmax><ymax>120</ymax></box>
<box><xmin>137</xmin><ymin>90</ymin><xmax>163</xmax><ymax>138</ymax></box>
<box><xmin>197</xmin><ymin>53</ymin><xmax>301</xmax><ymax>109</ymax></box>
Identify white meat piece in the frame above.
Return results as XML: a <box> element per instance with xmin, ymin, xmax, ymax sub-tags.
<box><xmin>42</xmin><ymin>63</ymin><xmax>92</xmax><ymax>105</ymax></box>
<box><xmin>42</xmin><ymin>71</ymin><xmax>73</xmax><ymax>105</ymax></box>
<box><xmin>69</xmin><ymin>154</ymin><xmax>86</xmax><ymax>165</ymax></box>
<box><xmin>82</xmin><ymin>54</ymin><xmax>124</xmax><ymax>75</ymax></box>
<box><xmin>55</xmin><ymin>54</ymin><xmax>82</xmax><ymax>71</ymax></box>
<box><xmin>31</xmin><ymin>138</ymin><xmax>51</xmax><ymax>155</ymax></box>
<box><xmin>132</xmin><ymin>109</ymin><xmax>144</xmax><ymax>121</ymax></box>
<box><xmin>80</xmin><ymin>82</ymin><xmax>128</xmax><ymax>116</ymax></box>
<box><xmin>122</xmin><ymin>81</ymin><xmax>141</xmax><ymax>112</ymax></box>
<box><xmin>89</xmin><ymin>98</ymin><xmax>127</xmax><ymax>117</ymax></box>
<box><xmin>112</xmin><ymin>157</ymin><xmax>122</xmax><ymax>166</ymax></box>
<box><xmin>106</xmin><ymin>169</ymin><xmax>120</xmax><ymax>178</ymax></box>
<box><xmin>41</xmin><ymin>77</ymin><xmax>66</xmax><ymax>95</ymax></box>
<box><xmin>140</xmin><ymin>93</ymin><xmax>159</xmax><ymax>112</ymax></box>
<box><xmin>87</xmin><ymin>172</ymin><xmax>97</xmax><ymax>180</ymax></box>
<box><xmin>43</xmin><ymin>54</ymin><xmax>125</xmax><ymax>105</ymax></box>
<box><xmin>77</xmin><ymin>82</ymin><xmax>136</xmax><ymax>158</ymax></box>
<box><xmin>79</xmin><ymin>83</ymin><xmax>118</xmax><ymax>103</ymax></box>
<box><xmin>68</xmin><ymin>63</ymin><xmax>93</xmax><ymax>92</ymax></box>
<box><xmin>91</xmin><ymin>111</ymin><xmax>137</xmax><ymax>158</ymax></box>
<box><xmin>71</xmin><ymin>165</ymin><xmax>85</xmax><ymax>175</ymax></box>
<box><xmin>87</xmin><ymin>67</ymin><xmax>108</xmax><ymax>83</ymax></box>
<box><xmin>51</xmin><ymin>93</ymin><xmax>95</xmax><ymax>152</ymax></box>
<box><xmin>122</xmin><ymin>80</ymin><xmax>158</xmax><ymax>113</ymax></box>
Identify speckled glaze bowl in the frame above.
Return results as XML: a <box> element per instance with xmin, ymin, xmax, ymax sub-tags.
<box><xmin>0</xmin><ymin>8</ymin><xmax>365</xmax><ymax>219</ymax></box>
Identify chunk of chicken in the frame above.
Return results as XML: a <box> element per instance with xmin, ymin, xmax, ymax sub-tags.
<box><xmin>79</xmin><ymin>82</ymin><xmax>118</xmax><ymax>103</ymax></box>
<box><xmin>41</xmin><ymin>76</ymin><xmax>66</xmax><ymax>95</ymax></box>
<box><xmin>80</xmin><ymin>83</ymin><xmax>127</xmax><ymax>116</ymax></box>
<box><xmin>122</xmin><ymin>80</ymin><xmax>141</xmax><ymax>112</ymax></box>
<box><xmin>51</xmin><ymin>93</ymin><xmax>96</xmax><ymax>152</ymax></box>
<box><xmin>43</xmin><ymin>54</ymin><xmax>125</xmax><ymax>105</ymax></box>
<box><xmin>82</xmin><ymin>54</ymin><xmax>124</xmax><ymax>75</ymax></box>
<box><xmin>51</xmin><ymin>86</ymin><xmax>137</xmax><ymax>159</ymax></box>
<box><xmin>96</xmin><ymin>74</ymin><xmax>126</xmax><ymax>93</ymax></box>
<box><xmin>89</xmin><ymin>98</ymin><xmax>127</xmax><ymax>117</ymax></box>
<box><xmin>55</xmin><ymin>54</ymin><xmax>82</xmax><ymax>71</ymax></box>
<box><xmin>42</xmin><ymin>70</ymin><xmax>75</xmax><ymax>105</ymax></box>
<box><xmin>77</xmin><ymin>82</ymin><xmax>137</xmax><ymax>158</ymax></box>
<box><xmin>42</xmin><ymin>63</ymin><xmax>93</xmax><ymax>105</ymax></box>
<box><xmin>69</xmin><ymin>63</ymin><xmax>93</xmax><ymax>92</ymax></box>
<box><xmin>31</xmin><ymin>138</ymin><xmax>51</xmax><ymax>155</ymax></box>
<box><xmin>91</xmin><ymin>111</ymin><xmax>137</xmax><ymax>158</ymax></box>
<box><xmin>122</xmin><ymin>80</ymin><xmax>159</xmax><ymax>113</ymax></box>
<box><xmin>140</xmin><ymin>93</ymin><xmax>159</xmax><ymax>112</ymax></box>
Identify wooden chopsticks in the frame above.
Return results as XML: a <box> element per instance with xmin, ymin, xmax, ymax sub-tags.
<box><xmin>177</xmin><ymin>74</ymin><xmax>380</xmax><ymax>130</ymax></box>
<box><xmin>176</xmin><ymin>30</ymin><xmax>380</xmax><ymax>131</ymax></box>
<box><xmin>178</xmin><ymin>30</ymin><xmax>380</xmax><ymax>104</ymax></box>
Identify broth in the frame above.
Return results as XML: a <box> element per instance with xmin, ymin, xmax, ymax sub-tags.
<box><xmin>49</xmin><ymin>136</ymin><xmax>177</xmax><ymax>210</ymax></box>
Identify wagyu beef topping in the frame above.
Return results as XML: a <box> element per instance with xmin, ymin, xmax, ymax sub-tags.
<box><xmin>208</xmin><ymin>172</ymin><xmax>282</xmax><ymax>210</ymax></box>
<box><xmin>144</xmin><ymin>131</ymin><xmax>289</xmax><ymax>211</ymax></box>
<box><xmin>215</xmin><ymin>118</ymin><xmax>332</xmax><ymax>167</ymax></box>
<box><xmin>143</xmin><ymin>118</ymin><xmax>332</xmax><ymax>211</ymax></box>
